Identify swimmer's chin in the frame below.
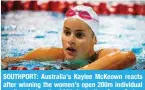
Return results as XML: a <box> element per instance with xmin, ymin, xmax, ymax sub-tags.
<box><xmin>64</xmin><ymin>55</ymin><xmax>76</xmax><ymax>60</ymax></box>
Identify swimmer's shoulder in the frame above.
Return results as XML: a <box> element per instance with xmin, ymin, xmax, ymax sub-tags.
<box><xmin>96</xmin><ymin>48</ymin><xmax>120</xmax><ymax>59</ymax></box>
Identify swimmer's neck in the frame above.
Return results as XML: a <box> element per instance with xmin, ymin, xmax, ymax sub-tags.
<box><xmin>73</xmin><ymin>49</ymin><xmax>96</xmax><ymax>60</ymax></box>
<box><xmin>87</xmin><ymin>49</ymin><xmax>96</xmax><ymax>59</ymax></box>
<box><xmin>80</xmin><ymin>50</ymin><xmax>96</xmax><ymax>60</ymax></box>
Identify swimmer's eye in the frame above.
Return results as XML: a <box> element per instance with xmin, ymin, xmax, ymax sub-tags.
<box><xmin>64</xmin><ymin>30</ymin><xmax>71</xmax><ymax>36</ymax></box>
<box><xmin>75</xmin><ymin>32</ymin><xmax>85</xmax><ymax>39</ymax></box>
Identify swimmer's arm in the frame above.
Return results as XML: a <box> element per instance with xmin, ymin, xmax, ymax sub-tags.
<box><xmin>2</xmin><ymin>47</ymin><xmax>64</xmax><ymax>63</ymax></box>
<box><xmin>23</xmin><ymin>47</ymin><xmax>64</xmax><ymax>61</ymax></box>
<box><xmin>97</xmin><ymin>48</ymin><xmax>120</xmax><ymax>59</ymax></box>
<box><xmin>79</xmin><ymin>49</ymin><xmax>136</xmax><ymax>70</ymax></box>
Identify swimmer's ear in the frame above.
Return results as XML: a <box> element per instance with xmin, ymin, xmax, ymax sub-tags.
<box><xmin>93</xmin><ymin>36</ymin><xmax>97</xmax><ymax>44</ymax></box>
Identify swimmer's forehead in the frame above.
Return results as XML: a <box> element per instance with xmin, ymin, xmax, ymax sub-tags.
<box><xmin>63</xmin><ymin>18</ymin><xmax>92</xmax><ymax>30</ymax></box>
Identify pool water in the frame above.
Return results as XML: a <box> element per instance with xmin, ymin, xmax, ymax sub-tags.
<box><xmin>1</xmin><ymin>11</ymin><xmax>145</xmax><ymax>70</ymax></box>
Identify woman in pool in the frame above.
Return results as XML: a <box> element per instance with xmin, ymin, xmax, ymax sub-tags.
<box><xmin>2</xmin><ymin>5</ymin><xmax>136</xmax><ymax>70</ymax></box>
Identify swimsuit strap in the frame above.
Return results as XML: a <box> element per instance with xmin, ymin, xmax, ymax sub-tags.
<box><xmin>88</xmin><ymin>49</ymin><xmax>104</xmax><ymax>64</ymax></box>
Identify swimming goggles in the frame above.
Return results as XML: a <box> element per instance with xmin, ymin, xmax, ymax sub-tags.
<box><xmin>65</xmin><ymin>9</ymin><xmax>99</xmax><ymax>23</ymax></box>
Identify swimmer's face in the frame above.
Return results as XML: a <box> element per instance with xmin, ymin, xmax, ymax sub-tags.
<box><xmin>62</xmin><ymin>18</ymin><xmax>96</xmax><ymax>60</ymax></box>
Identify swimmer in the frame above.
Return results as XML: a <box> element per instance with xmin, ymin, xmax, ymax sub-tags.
<box><xmin>1</xmin><ymin>5</ymin><xmax>136</xmax><ymax>70</ymax></box>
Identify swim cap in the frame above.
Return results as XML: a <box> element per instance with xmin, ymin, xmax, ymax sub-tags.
<box><xmin>64</xmin><ymin>5</ymin><xmax>99</xmax><ymax>40</ymax></box>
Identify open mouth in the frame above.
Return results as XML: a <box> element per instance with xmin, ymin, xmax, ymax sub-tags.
<box><xmin>66</xmin><ymin>47</ymin><xmax>77</xmax><ymax>52</ymax></box>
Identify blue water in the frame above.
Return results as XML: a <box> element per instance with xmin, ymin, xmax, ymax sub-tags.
<box><xmin>1</xmin><ymin>11</ymin><xmax>145</xmax><ymax>70</ymax></box>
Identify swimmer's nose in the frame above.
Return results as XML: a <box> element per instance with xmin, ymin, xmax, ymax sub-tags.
<box><xmin>68</xmin><ymin>34</ymin><xmax>76</xmax><ymax>45</ymax></box>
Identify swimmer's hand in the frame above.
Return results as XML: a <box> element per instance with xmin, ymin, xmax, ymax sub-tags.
<box><xmin>1</xmin><ymin>57</ymin><xmax>24</xmax><ymax>70</ymax></box>
<box><xmin>1</xmin><ymin>61</ymin><xmax>8</xmax><ymax>70</ymax></box>
<box><xmin>2</xmin><ymin>57</ymin><xmax>24</xmax><ymax>63</ymax></box>
<box><xmin>1</xmin><ymin>56</ymin><xmax>25</xmax><ymax>70</ymax></box>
